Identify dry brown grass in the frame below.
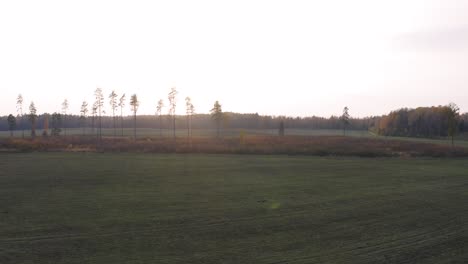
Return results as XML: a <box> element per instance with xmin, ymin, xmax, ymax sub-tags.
<box><xmin>1</xmin><ymin>135</ymin><xmax>468</xmax><ymax>157</ymax></box>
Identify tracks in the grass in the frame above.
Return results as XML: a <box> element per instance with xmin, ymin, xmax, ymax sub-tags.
<box><xmin>1</xmin><ymin>208</ymin><xmax>466</xmax><ymax>264</ymax></box>
<box><xmin>0</xmin><ymin>208</ymin><xmax>314</xmax><ymax>244</ymax></box>
<box><xmin>267</xmin><ymin>214</ymin><xmax>467</xmax><ymax>264</ymax></box>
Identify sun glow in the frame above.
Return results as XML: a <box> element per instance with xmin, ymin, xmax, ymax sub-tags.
<box><xmin>1</xmin><ymin>0</ymin><xmax>468</xmax><ymax>117</ymax></box>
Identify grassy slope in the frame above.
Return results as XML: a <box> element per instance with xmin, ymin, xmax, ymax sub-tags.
<box><xmin>0</xmin><ymin>153</ymin><xmax>467</xmax><ymax>264</ymax></box>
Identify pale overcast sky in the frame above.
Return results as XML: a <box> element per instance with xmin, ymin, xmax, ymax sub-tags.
<box><xmin>1</xmin><ymin>0</ymin><xmax>468</xmax><ymax>117</ymax></box>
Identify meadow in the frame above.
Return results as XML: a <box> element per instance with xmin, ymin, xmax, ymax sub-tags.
<box><xmin>0</xmin><ymin>128</ymin><xmax>369</xmax><ymax>139</ymax></box>
<box><xmin>2</xmin><ymin>127</ymin><xmax>467</xmax><ymax>148</ymax></box>
<box><xmin>0</xmin><ymin>153</ymin><xmax>467</xmax><ymax>263</ymax></box>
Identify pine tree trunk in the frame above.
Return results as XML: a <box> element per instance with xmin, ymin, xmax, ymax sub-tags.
<box><xmin>98</xmin><ymin>106</ymin><xmax>102</xmax><ymax>141</ymax></box>
<box><xmin>159</xmin><ymin>115</ymin><xmax>162</xmax><ymax>137</ymax></box>
<box><xmin>91</xmin><ymin>116</ymin><xmax>94</xmax><ymax>136</ymax></box>
<box><xmin>31</xmin><ymin>121</ymin><xmax>36</xmax><ymax>138</ymax></box>
<box><xmin>121</xmin><ymin>110</ymin><xmax>124</xmax><ymax>137</ymax></box>
<box><xmin>134</xmin><ymin>113</ymin><xmax>137</xmax><ymax>140</ymax></box>
<box><xmin>189</xmin><ymin>116</ymin><xmax>193</xmax><ymax>148</ymax></box>
<box><xmin>99</xmin><ymin>114</ymin><xmax>102</xmax><ymax>140</ymax></box>
<box><xmin>173</xmin><ymin>116</ymin><xmax>176</xmax><ymax>139</ymax></box>
<box><xmin>21</xmin><ymin>117</ymin><xmax>24</xmax><ymax>138</ymax></box>
<box><xmin>63</xmin><ymin>115</ymin><xmax>66</xmax><ymax>137</ymax></box>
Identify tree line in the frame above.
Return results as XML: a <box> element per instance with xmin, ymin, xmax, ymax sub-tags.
<box><xmin>2</xmin><ymin>110</ymin><xmax>363</xmax><ymax>135</ymax></box>
<box><xmin>3</xmin><ymin>89</ymin><xmax>466</xmax><ymax>143</ymax></box>
<box><xmin>3</xmin><ymin>91</ymin><xmax>359</xmax><ymax>139</ymax></box>
<box><xmin>371</xmin><ymin>104</ymin><xmax>467</xmax><ymax>145</ymax></box>
<box><xmin>2</xmin><ymin>87</ymin><xmax>227</xmax><ymax>140</ymax></box>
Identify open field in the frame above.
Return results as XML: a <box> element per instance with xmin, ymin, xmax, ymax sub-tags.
<box><xmin>0</xmin><ymin>128</ymin><xmax>371</xmax><ymax>138</ymax></box>
<box><xmin>1</xmin><ymin>153</ymin><xmax>467</xmax><ymax>263</ymax></box>
<box><xmin>2</xmin><ymin>135</ymin><xmax>468</xmax><ymax>157</ymax></box>
<box><xmin>2</xmin><ymin>128</ymin><xmax>468</xmax><ymax>148</ymax></box>
<box><xmin>377</xmin><ymin>134</ymin><xmax>468</xmax><ymax>148</ymax></box>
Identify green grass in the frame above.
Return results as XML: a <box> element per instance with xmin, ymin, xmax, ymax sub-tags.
<box><xmin>3</xmin><ymin>127</ymin><xmax>467</xmax><ymax>148</ymax></box>
<box><xmin>0</xmin><ymin>153</ymin><xmax>467</xmax><ymax>263</ymax></box>
<box><xmin>376</xmin><ymin>134</ymin><xmax>468</xmax><ymax>148</ymax></box>
<box><xmin>0</xmin><ymin>128</ymin><xmax>370</xmax><ymax>138</ymax></box>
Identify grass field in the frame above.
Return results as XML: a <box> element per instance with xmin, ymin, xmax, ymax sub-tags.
<box><xmin>0</xmin><ymin>128</ymin><xmax>370</xmax><ymax>138</ymax></box>
<box><xmin>1</xmin><ymin>153</ymin><xmax>467</xmax><ymax>263</ymax></box>
<box><xmin>2</xmin><ymin>128</ymin><xmax>468</xmax><ymax>148</ymax></box>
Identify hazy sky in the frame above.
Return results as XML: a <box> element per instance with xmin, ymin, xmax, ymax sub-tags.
<box><xmin>1</xmin><ymin>0</ymin><xmax>468</xmax><ymax>117</ymax></box>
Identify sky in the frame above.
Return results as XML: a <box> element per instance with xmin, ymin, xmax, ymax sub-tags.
<box><xmin>1</xmin><ymin>0</ymin><xmax>468</xmax><ymax>117</ymax></box>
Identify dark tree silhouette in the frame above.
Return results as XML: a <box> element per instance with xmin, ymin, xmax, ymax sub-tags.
<box><xmin>80</xmin><ymin>101</ymin><xmax>88</xmax><ymax>136</ymax></box>
<box><xmin>168</xmin><ymin>87</ymin><xmax>177</xmax><ymax>139</ymax></box>
<box><xmin>62</xmin><ymin>99</ymin><xmax>69</xmax><ymax>136</ymax></box>
<box><xmin>210</xmin><ymin>101</ymin><xmax>223</xmax><ymax>137</ymax></box>
<box><xmin>119</xmin><ymin>94</ymin><xmax>126</xmax><ymax>137</ymax></box>
<box><xmin>28</xmin><ymin>102</ymin><xmax>37</xmax><ymax>138</ymax></box>
<box><xmin>7</xmin><ymin>114</ymin><xmax>16</xmax><ymax>137</ymax></box>
<box><xmin>91</xmin><ymin>101</ymin><xmax>98</xmax><ymax>137</ymax></box>
<box><xmin>156</xmin><ymin>99</ymin><xmax>164</xmax><ymax>137</ymax></box>
<box><xmin>94</xmin><ymin>88</ymin><xmax>104</xmax><ymax>140</ymax></box>
<box><xmin>341</xmin><ymin>106</ymin><xmax>350</xmax><ymax>136</ymax></box>
<box><xmin>130</xmin><ymin>94</ymin><xmax>139</xmax><ymax>140</ymax></box>
<box><xmin>447</xmin><ymin>102</ymin><xmax>460</xmax><ymax>147</ymax></box>
<box><xmin>279</xmin><ymin>120</ymin><xmax>285</xmax><ymax>137</ymax></box>
<box><xmin>185</xmin><ymin>97</ymin><xmax>195</xmax><ymax>139</ymax></box>
<box><xmin>109</xmin><ymin>90</ymin><xmax>118</xmax><ymax>137</ymax></box>
<box><xmin>42</xmin><ymin>114</ymin><xmax>49</xmax><ymax>137</ymax></box>
<box><xmin>51</xmin><ymin>112</ymin><xmax>62</xmax><ymax>137</ymax></box>
<box><xmin>16</xmin><ymin>94</ymin><xmax>24</xmax><ymax>138</ymax></box>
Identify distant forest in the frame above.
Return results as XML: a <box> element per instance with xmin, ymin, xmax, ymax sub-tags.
<box><xmin>0</xmin><ymin>113</ymin><xmax>371</xmax><ymax>131</ymax></box>
<box><xmin>1</xmin><ymin>108</ymin><xmax>467</xmax><ymax>138</ymax></box>
<box><xmin>2</xmin><ymin>89</ymin><xmax>467</xmax><ymax>140</ymax></box>
<box><xmin>375</xmin><ymin>106</ymin><xmax>468</xmax><ymax>137</ymax></box>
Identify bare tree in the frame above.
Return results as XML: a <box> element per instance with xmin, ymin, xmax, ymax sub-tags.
<box><xmin>109</xmin><ymin>90</ymin><xmax>118</xmax><ymax>137</ymax></box>
<box><xmin>210</xmin><ymin>101</ymin><xmax>223</xmax><ymax>137</ymax></box>
<box><xmin>62</xmin><ymin>99</ymin><xmax>69</xmax><ymax>136</ymax></box>
<box><xmin>28</xmin><ymin>102</ymin><xmax>37</xmax><ymax>138</ymax></box>
<box><xmin>16</xmin><ymin>94</ymin><xmax>24</xmax><ymax>138</ymax></box>
<box><xmin>156</xmin><ymin>99</ymin><xmax>164</xmax><ymax>137</ymax></box>
<box><xmin>94</xmin><ymin>88</ymin><xmax>104</xmax><ymax>140</ymax></box>
<box><xmin>119</xmin><ymin>94</ymin><xmax>126</xmax><ymax>137</ymax></box>
<box><xmin>80</xmin><ymin>101</ymin><xmax>88</xmax><ymax>136</ymax></box>
<box><xmin>130</xmin><ymin>94</ymin><xmax>139</xmax><ymax>140</ymax></box>
<box><xmin>168</xmin><ymin>87</ymin><xmax>177</xmax><ymax>139</ymax></box>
